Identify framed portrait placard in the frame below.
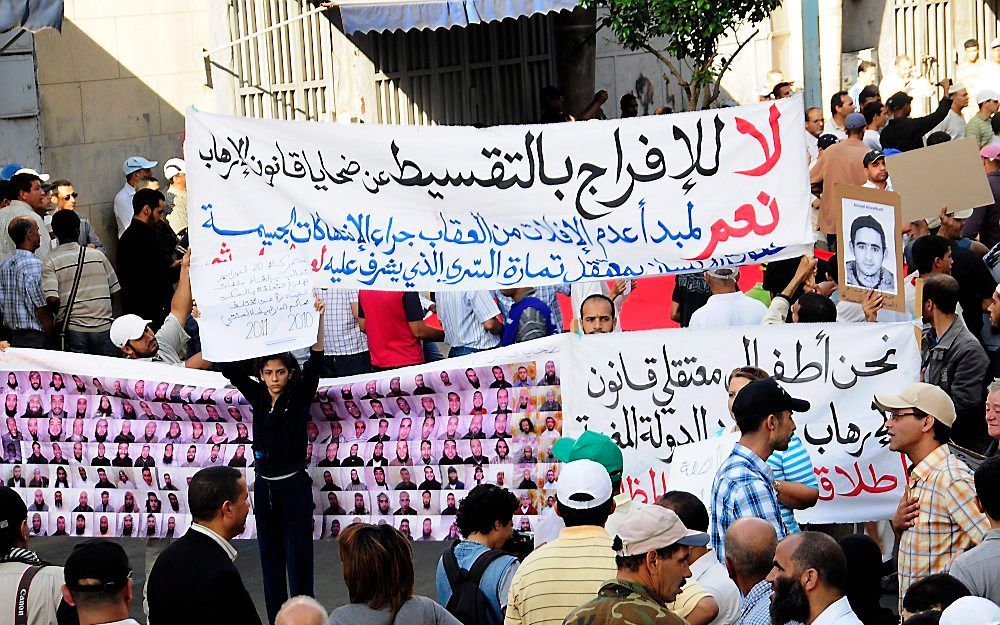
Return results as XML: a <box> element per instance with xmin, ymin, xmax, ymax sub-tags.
<box><xmin>835</xmin><ymin>183</ymin><xmax>905</xmax><ymax>312</ymax></box>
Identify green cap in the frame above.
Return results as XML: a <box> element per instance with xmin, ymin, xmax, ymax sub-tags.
<box><xmin>552</xmin><ymin>431</ymin><xmax>623</xmax><ymax>483</ymax></box>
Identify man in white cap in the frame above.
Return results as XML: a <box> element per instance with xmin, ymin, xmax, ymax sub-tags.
<box><xmin>874</xmin><ymin>382</ymin><xmax>988</xmax><ymax>599</ymax></box>
<box><xmin>163</xmin><ymin>159</ymin><xmax>188</xmax><ymax>236</ymax></box>
<box><xmin>688</xmin><ymin>267</ymin><xmax>766</xmax><ymax>328</ymax></box>
<box><xmin>966</xmin><ymin>89</ymin><xmax>1000</xmax><ymax>147</ymax></box>
<box><xmin>505</xmin><ymin>459</ymin><xmax>617</xmax><ymax>625</ymax></box>
<box><xmin>563</xmin><ymin>503</ymin><xmax>709</xmax><ymax>625</ymax></box>
<box><xmin>926</xmin><ymin>82</ymin><xmax>970</xmax><ymax>142</ymax></box>
<box><xmin>113</xmin><ymin>156</ymin><xmax>157</xmax><ymax>238</ymax></box>
<box><xmin>940</xmin><ymin>596</ymin><xmax>1000</xmax><ymax>625</ymax></box>
<box><xmin>109</xmin><ymin>250</ymin><xmax>210</xmax><ymax>369</ymax></box>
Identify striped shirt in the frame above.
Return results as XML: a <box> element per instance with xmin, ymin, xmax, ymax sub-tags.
<box><xmin>41</xmin><ymin>243</ymin><xmax>120</xmax><ymax>332</ymax></box>
<box><xmin>504</xmin><ymin>525</ymin><xmax>616</xmax><ymax>625</ymax></box>
<box><xmin>436</xmin><ymin>290</ymin><xmax>501</xmax><ymax>351</ymax></box>
<box><xmin>897</xmin><ymin>444</ymin><xmax>988</xmax><ymax>598</ymax></box>
<box><xmin>711</xmin><ymin>443</ymin><xmax>787</xmax><ymax>561</ymax></box>
<box><xmin>318</xmin><ymin>288</ymin><xmax>368</xmax><ymax>356</ymax></box>
<box><xmin>767</xmin><ymin>434</ymin><xmax>817</xmax><ymax>533</ymax></box>
<box><xmin>0</xmin><ymin>249</ymin><xmax>46</xmax><ymax>332</ymax></box>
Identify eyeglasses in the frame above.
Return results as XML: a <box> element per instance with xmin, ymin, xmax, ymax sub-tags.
<box><xmin>61</xmin><ymin>193</ymin><xmax>78</xmax><ymax>200</ymax></box>
<box><xmin>887</xmin><ymin>410</ymin><xmax>925</xmax><ymax>421</ymax></box>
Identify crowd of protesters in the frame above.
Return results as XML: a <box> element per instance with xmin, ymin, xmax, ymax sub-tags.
<box><xmin>3</xmin><ymin>67</ymin><xmax>1000</xmax><ymax>625</ymax></box>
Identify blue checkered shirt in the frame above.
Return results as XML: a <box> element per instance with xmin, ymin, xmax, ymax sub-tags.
<box><xmin>0</xmin><ymin>249</ymin><xmax>46</xmax><ymax>332</ymax></box>
<box><xmin>736</xmin><ymin>580</ymin><xmax>773</xmax><ymax>625</ymax></box>
<box><xmin>711</xmin><ymin>442</ymin><xmax>787</xmax><ymax>561</ymax></box>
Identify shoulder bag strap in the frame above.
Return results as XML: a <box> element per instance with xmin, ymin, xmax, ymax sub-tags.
<box><xmin>15</xmin><ymin>564</ymin><xmax>46</xmax><ymax>625</ymax></box>
<box><xmin>60</xmin><ymin>246</ymin><xmax>87</xmax><ymax>336</ymax></box>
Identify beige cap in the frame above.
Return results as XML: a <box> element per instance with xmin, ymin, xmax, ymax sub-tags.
<box><xmin>952</xmin><ymin>208</ymin><xmax>975</xmax><ymax>219</ymax></box>
<box><xmin>615</xmin><ymin>504</ymin><xmax>709</xmax><ymax>556</ymax></box>
<box><xmin>874</xmin><ymin>382</ymin><xmax>956</xmax><ymax>427</ymax></box>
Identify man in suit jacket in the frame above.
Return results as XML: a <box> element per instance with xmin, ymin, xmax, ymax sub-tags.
<box><xmin>146</xmin><ymin>466</ymin><xmax>261</xmax><ymax>625</ymax></box>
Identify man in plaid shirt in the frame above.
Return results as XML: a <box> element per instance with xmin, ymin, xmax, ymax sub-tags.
<box><xmin>875</xmin><ymin>382</ymin><xmax>989</xmax><ymax>598</ymax></box>
<box><xmin>0</xmin><ymin>217</ymin><xmax>52</xmax><ymax>347</ymax></box>
<box><xmin>711</xmin><ymin>378</ymin><xmax>809</xmax><ymax>561</ymax></box>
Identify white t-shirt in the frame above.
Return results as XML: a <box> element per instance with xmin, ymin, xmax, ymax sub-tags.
<box><xmin>0</xmin><ymin>558</ymin><xmax>66</xmax><ymax>625</ymax></box>
<box><xmin>863</xmin><ymin>129</ymin><xmax>882</xmax><ymax>151</ymax></box>
<box><xmin>691</xmin><ymin>549</ymin><xmax>742</xmax><ymax>625</ymax></box>
<box><xmin>688</xmin><ymin>291</ymin><xmax>767</xmax><ymax>328</ymax></box>
<box><xmin>113</xmin><ymin>184</ymin><xmax>135</xmax><ymax>238</ymax></box>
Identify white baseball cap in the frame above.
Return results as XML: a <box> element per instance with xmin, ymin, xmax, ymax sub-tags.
<box><xmin>163</xmin><ymin>158</ymin><xmax>185</xmax><ymax>180</ymax></box>
<box><xmin>940</xmin><ymin>597</ymin><xmax>1000</xmax><ymax>625</ymax></box>
<box><xmin>556</xmin><ymin>459</ymin><xmax>612</xmax><ymax>510</ymax></box>
<box><xmin>15</xmin><ymin>167</ymin><xmax>50</xmax><ymax>182</ymax></box>
<box><xmin>109</xmin><ymin>314</ymin><xmax>151</xmax><ymax>348</ymax></box>
<box><xmin>978</xmin><ymin>89</ymin><xmax>1000</xmax><ymax>104</ymax></box>
<box><xmin>123</xmin><ymin>156</ymin><xmax>158</xmax><ymax>175</ymax></box>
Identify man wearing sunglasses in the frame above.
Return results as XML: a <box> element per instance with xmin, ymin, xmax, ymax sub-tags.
<box><xmin>875</xmin><ymin>382</ymin><xmax>989</xmax><ymax>600</ymax></box>
<box><xmin>49</xmin><ymin>179</ymin><xmax>104</xmax><ymax>251</ymax></box>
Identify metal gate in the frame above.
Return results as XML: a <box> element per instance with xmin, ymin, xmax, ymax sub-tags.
<box><xmin>358</xmin><ymin>14</ymin><xmax>557</xmax><ymax>126</ymax></box>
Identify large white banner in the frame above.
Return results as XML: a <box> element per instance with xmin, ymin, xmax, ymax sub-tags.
<box><xmin>1</xmin><ymin>321</ymin><xmax>914</xmax><ymax>543</ymax></box>
<box><xmin>184</xmin><ymin>97</ymin><xmax>812</xmax><ymax>293</ymax></box>
<box><xmin>564</xmin><ymin>322</ymin><xmax>921</xmax><ymax>523</ymax></box>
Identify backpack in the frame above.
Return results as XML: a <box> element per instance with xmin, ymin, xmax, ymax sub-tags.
<box><xmin>442</xmin><ymin>540</ymin><xmax>507</xmax><ymax>625</ymax></box>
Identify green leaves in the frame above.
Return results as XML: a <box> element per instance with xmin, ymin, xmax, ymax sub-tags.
<box><xmin>581</xmin><ymin>0</ymin><xmax>783</xmax><ymax>108</ymax></box>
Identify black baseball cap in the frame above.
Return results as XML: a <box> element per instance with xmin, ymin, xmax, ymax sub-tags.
<box><xmin>886</xmin><ymin>91</ymin><xmax>913</xmax><ymax>111</ymax></box>
<box><xmin>64</xmin><ymin>540</ymin><xmax>131</xmax><ymax>592</ymax></box>
<box><xmin>0</xmin><ymin>487</ymin><xmax>27</xmax><ymax>546</ymax></box>
<box><xmin>817</xmin><ymin>134</ymin><xmax>839</xmax><ymax>150</ymax></box>
<box><xmin>863</xmin><ymin>149</ymin><xmax>886</xmax><ymax>167</ymax></box>
<box><xmin>732</xmin><ymin>378</ymin><xmax>810</xmax><ymax>424</ymax></box>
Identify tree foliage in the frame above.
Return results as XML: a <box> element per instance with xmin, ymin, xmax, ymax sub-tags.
<box><xmin>582</xmin><ymin>0</ymin><xmax>783</xmax><ymax>110</ymax></box>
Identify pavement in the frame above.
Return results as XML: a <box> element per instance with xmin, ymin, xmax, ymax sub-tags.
<box><xmin>31</xmin><ymin>536</ymin><xmax>450</xmax><ymax>623</ymax></box>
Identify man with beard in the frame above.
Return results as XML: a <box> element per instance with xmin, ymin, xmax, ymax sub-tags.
<box><xmin>111</xmin><ymin>442</ymin><xmax>132</xmax><ymax>467</ymax></box>
<box><xmin>91</xmin><ymin>442</ymin><xmax>110</xmax><ymax>466</ymax></box>
<box><xmin>114</xmin><ymin>421</ymin><xmax>135</xmax><ymax>444</ymax></box>
<box><xmin>26</xmin><ymin>441</ymin><xmax>48</xmax><ymax>464</ymax></box>
<box><xmin>147</xmin><ymin>466</ymin><xmax>261</xmax><ymax>625</ymax></box>
<box><xmin>96</xmin><ymin>490</ymin><xmax>114</xmax><ymax>511</ymax></box>
<box><xmin>421</xmin><ymin>416</ymin><xmax>437</xmax><ymax>440</ymax></box>
<box><xmin>97</xmin><ymin>514</ymin><xmax>111</xmax><ymax>535</ymax></box>
<box><xmin>441</xmin><ymin>492</ymin><xmax>458</xmax><ymax>515</ymax></box>
<box><xmin>344</xmin><ymin>469</ymin><xmax>368</xmax><ymax>491</ymax></box>
<box><xmin>463</xmin><ymin>414</ymin><xmax>486</xmax><ymax>440</ymax></box>
<box><xmin>563</xmin><ymin>505</ymin><xmax>708</xmax><ymax>625</ymax></box>
<box><xmin>465</xmin><ymin>438</ymin><xmax>489</xmax><ymax>465</ymax></box>
<box><xmin>46</xmin><ymin>415</ymin><xmax>63</xmax><ymax>442</ymax></box>
<box><xmin>341</xmin><ymin>443</ymin><xmax>364</xmax><ymax>467</ymax></box>
<box><xmin>444</xmin><ymin>466</ymin><xmax>465</xmax><ymax>490</ymax></box>
<box><xmin>412</xmin><ymin>374</ymin><xmax>434</xmax><ymax>395</ymax></box>
<box><xmin>420</xmin><ymin>465</ymin><xmax>442</xmax><ymax>491</ymax></box>
<box><xmin>766</xmin><ymin>532</ymin><xmax>862</xmax><ymax>625</ymax></box>
<box><xmin>49</xmin><ymin>442</ymin><xmax>69</xmax><ymax>465</ymax></box>
<box><xmin>417</xmin><ymin>517</ymin><xmax>435</xmax><ymax>541</ymax></box>
<box><xmin>371</xmin><ymin>466</ymin><xmax>390</xmax><ymax>490</ymax></box>
<box><xmin>418</xmin><ymin>440</ymin><xmax>434</xmax><ymax>466</ymax></box>
<box><xmin>465</xmin><ymin>368</ymin><xmax>482</xmax><ymax>389</ymax></box>
<box><xmin>319</xmin><ymin>471</ymin><xmax>341</xmax><ymax>492</ymax></box>
<box><xmin>470</xmin><ymin>391</ymin><xmax>488</xmax><ymax>417</ymax></box>
<box><xmin>120</xmin><ymin>514</ymin><xmax>135</xmax><ymax>536</ymax></box>
<box><xmin>722</xmin><ymin>518</ymin><xmax>777</xmax><ymax>625</ymax></box>
<box><xmin>74</xmin><ymin>397</ymin><xmax>88</xmax><ymax>420</ymax></box>
<box><xmin>6</xmin><ymin>465</ymin><xmax>25</xmax><ymax>487</ymax></box>
<box><xmin>323</xmin><ymin>492</ymin><xmax>346</xmax><ymax>515</ymax></box>
<box><xmin>439</xmin><ymin>416</ymin><xmax>460</xmax><ymax>441</ymax></box>
<box><xmin>711</xmin><ymin>379</ymin><xmax>808</xmax><ymax>559</ymax></box>
<box><xmin>180</xmin><ymin>445</ymin><xmax>200</xmax><ymax>468</ymax></box>
<box><xmin>395</xmin><ymin>397</ymin><xmax>413</xmax><ymax>417</ymax></box>
<box><xmin>387</xmin><ymin>377</ymin><xmax>408</xmax><ymax>397</ymax></box>
<box><xmin>493</xmin><ymin>388</ymin><xmax>512</xmax><ymax>415</ymax></box>
<box><xmin>22</xmin><ymin>394</ymin><xmax>44</xmax><ymax>420</ymax></box>
<box><xmin>93</xmin><ymin>418</ymin><xmax>109</xmax><ymax>443</ymax></box>
<box><xmin>4</xmin><ymin>394</ymin><xmax>19</xmax><ymax>419</ymax></box>
<box><xmin>350</xmin><ymin>493</ymin><xmax>367</xmax><ymax>515</ymax></box>
<box><xmin>48</xmin><ymin>395</ymin><xmax>68</xmax><ymax>422</ymax></box>
<box><xmin>134</xmin><ymin>444</ymin><xmax>156</xmax><ymax>468</ymax></box>
<box><xmin>52</xmin><ymin>515</ymin><xmax>68</xmax><ymax>535</ymax></box>
<box><xmin>367</xmin><ymin>441</ymin><xmax>388</xmax><ymax>467</ymax></box>
<box><xmin>390</xmin><ymin>440</ymin><xmax>412</xmax><ymax>466</ymax></box>
<box><xmin>74</xmin><ymin>514</ymin><xmax>87</xmax><ymax>536</ymax></box>
<box><xmin>26</xmin><ymin>417</ymin><xmax>40</xmax><ymax>441</ymax></box>
<box><xmin>165</xmin><ymin>515</ymin><xmax>176</xmax><ymax>537</ymax></box>
<box><xmin>540</xmin><ymin>360</ymin><xmax>559</xmax><ymax>386</ymax></box>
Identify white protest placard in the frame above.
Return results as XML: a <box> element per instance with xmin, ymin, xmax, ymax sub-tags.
<box><xmin>667</xmin><ymin>432</ymin><xmax>739</xmax><ymax>503</ymax></box>
<box><xmin>563</xmin><ymin>322</ymin><xmax>920</xmax><ymax>523</ymax></box>
<box><xmin>190</xmin><ymin>252</ymin><xmax>317</xmax><ymax>361</ymax></box>
<box><xmin>185</xmin><ymin>97</ymin><xmax>812</xmax><ymax>292</ymax></box>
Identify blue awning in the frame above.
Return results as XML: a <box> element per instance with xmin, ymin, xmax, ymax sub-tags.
<box><xmin>337</xmin><ymin>0</ymin><xmax>578</xmax><ymax>34</ymax></box>
<box><xmin>0</xmin><ymin>0</ymin><xmax>64</xmax><ymax>33</ymax></box>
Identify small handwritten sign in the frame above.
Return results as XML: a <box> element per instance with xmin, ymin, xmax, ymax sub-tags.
<box><xmin>191</xmin><ymin>253</ymin><xmax>317</xmax><ymax>361</ymax></box>
<box><xmin>667</xmin><ymin>432</ymin><xmax>739</xmax><ymax>502</ymax></box>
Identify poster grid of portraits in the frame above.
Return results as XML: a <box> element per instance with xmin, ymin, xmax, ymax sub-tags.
<box><xmin>2</xmin><ymin>360</ymin><xmax>564</xmax><ymax>541</ymax></box>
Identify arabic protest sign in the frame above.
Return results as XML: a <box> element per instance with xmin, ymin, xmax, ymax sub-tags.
<box><xmin>667</xmin><ymin>432</ymin><xmax>739</xmax><ymax>503</ymax></box>
<box><xmin>885</xmin><ymin>137</ymin><xmax>993</xmax><ymax>223</ymax></box>
<box><xmin>835</xmin><ymin>184</ymin><xmax>905</xmax><ymax>312</ymax></box>
<box><xmin>564</xmin><ymin>322</ymin><xmax>920</xmax><ymax>524</ymax></box>
<box><xmin>190</xmin><ymin>252</ymin><xmax>318</xmax><ymax>361</ymax></box>
<box><xmin>184</xmin><ymin>97</ymin><xmax>813</xmax><ymax>292</ymax></box>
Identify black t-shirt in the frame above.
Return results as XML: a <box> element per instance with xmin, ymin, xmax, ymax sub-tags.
<box><xmin>672</xmin><ymin>273</ymin><xmax>711</xmax><ymax>327</ymax></box>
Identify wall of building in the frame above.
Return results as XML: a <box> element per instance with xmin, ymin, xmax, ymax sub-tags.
<box><xmin>33</xmin><ymin>0</ymin><xmax>215</xmax><ymax>261</ymax></box>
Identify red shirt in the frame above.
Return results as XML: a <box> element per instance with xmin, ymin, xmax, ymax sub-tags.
<box><xmin>357</xmin><ymin>291</ymin><xmax>425</xmax><ymax>368</ymax></box>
